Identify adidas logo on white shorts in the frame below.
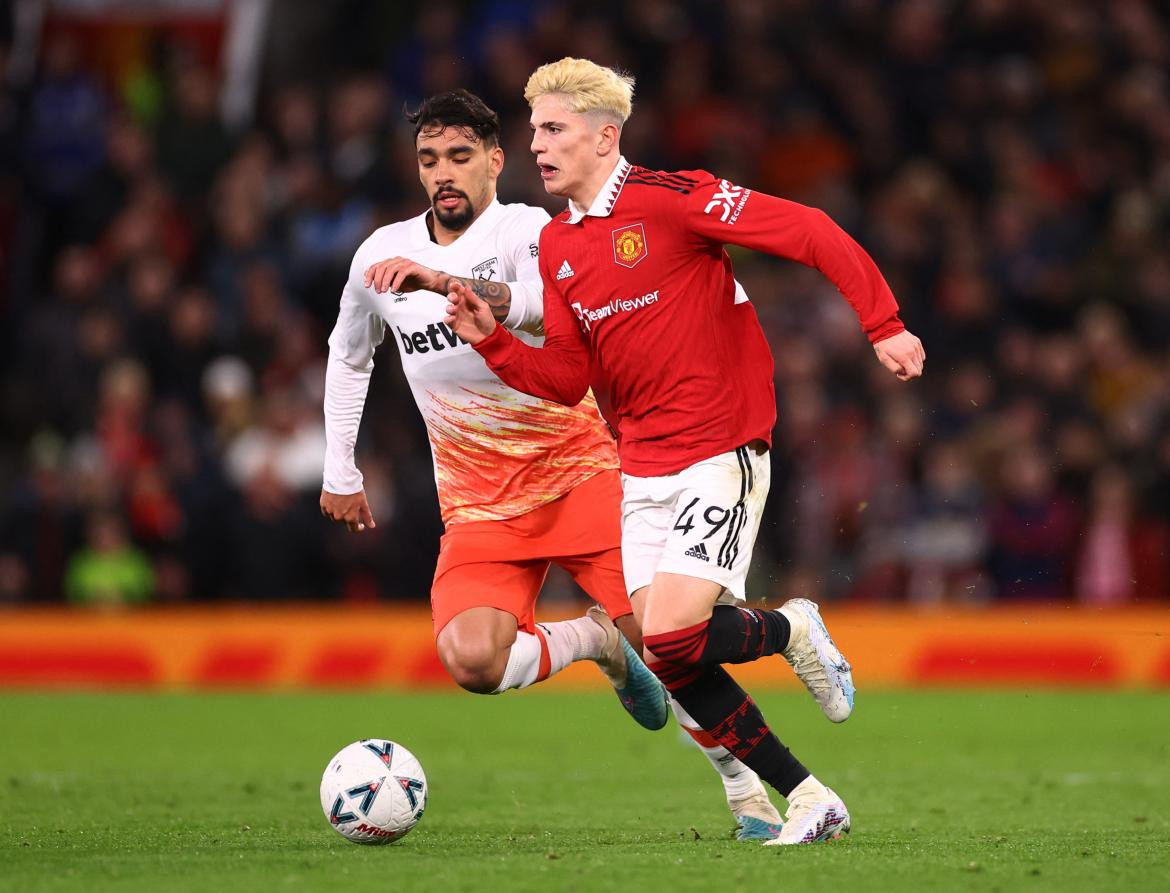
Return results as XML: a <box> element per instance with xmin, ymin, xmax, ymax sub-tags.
<box><xmin>556</xmin><ymin>260</ymin><xmax>575</xmax><ymax>280</ymax></box>
<box><xmin>683</xmin><ymin>542</ymin><xmax>710</xmax><ymax>562</ymax></box>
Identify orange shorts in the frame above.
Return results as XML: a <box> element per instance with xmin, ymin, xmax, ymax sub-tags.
<box><xmin>431</xmin><ymin>470</ymin><xmax>630</xmax><ymax>636</ymax></box>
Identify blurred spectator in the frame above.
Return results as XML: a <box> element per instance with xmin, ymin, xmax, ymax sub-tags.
<box><xmin>25</xmin><ymin>34</ymin><xmax>106</xmax><ymax>205</ymax></box>
<box><xmin>902</xmin><ymin>442</ymin><xmax>990</xmax><ymax>604</ymax></box>
<box><xmin>1076</xmin><ymin>465</ymin><xmax>1170</xmax><ymax>604</ymax></box>
<box><xmin>155</xmin><ymin>62</ymin><xmax>234</xmax><ymax>204</ymax></box>
<box><xmin>64</xmin><ymin>512</ymin><xmax>155</xmax><ymax>607</ymax></box>
<box><xmin>0</xmin><ymin>432</ymin><xmax>82</xmax><ymax>603</ymax></box>
<box><xmin>70</xmin><ymin>112</ymin><xmax>155</xmax><ymax>243</ymax></box>
<box><xmin>224</xmin><ymin>385</ymin><xmax>326</xmax><ymax>496</ymax></box>
<box><xmin>988</xmin><ymin>444</ymin><xmax>1081</xmax><ymax>601</ymax></box>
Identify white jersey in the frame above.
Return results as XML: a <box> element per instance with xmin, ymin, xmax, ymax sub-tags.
<box><xmin>323</xmin><ymin>198</ymin><xmax>619</xmax><ymax>525</ymax></box>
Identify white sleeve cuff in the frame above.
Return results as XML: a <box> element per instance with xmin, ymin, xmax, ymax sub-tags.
<box><xmin>502</xmin><ymin>279</ymin><xmax>545</xmax><ymax>336</ymax></box>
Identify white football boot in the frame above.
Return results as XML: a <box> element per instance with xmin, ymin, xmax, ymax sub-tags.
<box><xmin>763</xmin><ymin>778</ymin><xmax>850</xmax><ymax>846</ymax></box>
<box><xmin>777</xmin><ymin>598</ymin><xmax>855</xmax><ymax>722</ymax></box>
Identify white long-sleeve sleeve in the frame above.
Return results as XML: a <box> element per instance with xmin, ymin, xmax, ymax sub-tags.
<box><xmin>322</xmin><ymin>273</ymin><xmax>385</xmax><ymax>494</ymax></box>
<box><xmin>497</xmin><ymin>207</ymin><xmax>548</xmax><ymax>336</ymax></box>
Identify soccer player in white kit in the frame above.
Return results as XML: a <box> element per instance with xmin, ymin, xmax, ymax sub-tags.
<box><xmin>320</xmin><ymin>89</ymin><xmax>671</xmax><ymax>732</ymax></box>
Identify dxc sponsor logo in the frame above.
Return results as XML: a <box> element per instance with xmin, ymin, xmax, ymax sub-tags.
<box><xmin>703</xmin><ymin>179</ymin><xmax>751</xmax><ymax>225</ymax></box>
<box><xmin>570</xmin><ymin>290</ymin><xmax>660</xmax><ymax>333</ymax></box>
<box><xmin>397</xmin><ymin>322</ymin><xmax>467</xmax><ymax>355</ymax></box>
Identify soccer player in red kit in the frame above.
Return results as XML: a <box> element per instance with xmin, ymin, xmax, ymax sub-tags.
<box><xmin>445</xmin><ymin>58</ymin><xmax>925</xmax><ymax>845</ymax></box>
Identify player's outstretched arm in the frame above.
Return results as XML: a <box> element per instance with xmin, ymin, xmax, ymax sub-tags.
<box><xmin>446</xmin><ymin>281</ymin><xmax>592</xmax><ymax>406</ymax></box>
<box><xmin>873</xmin><ymin>329</ymin><xmax>925</xmax><ymax>381</ymax></box>
<box><xmin>687</xmin><ymin>177</ymin><xmax>922</xmax><ymax>360</ymax></box>
<box><xmin>320</xmin><ymin>488</ymin><xmax>376</xmax><ymax>533</ymax></box>
<box><xmin>364</xmin><ymin>257</ymin><xmax>523</xmax><ymax>326</ymax></box>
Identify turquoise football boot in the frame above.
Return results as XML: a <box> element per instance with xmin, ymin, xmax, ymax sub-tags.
<box><xmin>587</xmin><ymin>606</ymin><xmax>669</xmax><ymax>731</ymax></box>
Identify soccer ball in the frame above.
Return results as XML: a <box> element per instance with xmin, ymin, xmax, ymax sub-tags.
<box><xmin>319</xmin><ymin>739</ymin><xmax>428</xmax><ymax>844</ymax></box>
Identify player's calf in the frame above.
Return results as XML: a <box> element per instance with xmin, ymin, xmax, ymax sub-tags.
<box><xmin>643</xmin><ymin>596</ymin><xmax>854</xmax><ymax>724</ymax></box>
<box><xmin>642</xmin><ymin>604</ymin><xmax>791</xmax><ymax>674</ymax></box>
<box><xmin>671</xmin><ymin>699</ymin><xmax>782</xmax><ymax>841</ymax></box>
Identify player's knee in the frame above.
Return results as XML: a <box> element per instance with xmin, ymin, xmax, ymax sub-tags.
<box><xmin>642</xmin><ymin>620</ymin><xmax>710</xmax><ymax>666</ymax></box>
<box><xmin>641</xmin><ymin>618</ymin><xmax>691</xmax><ymax>649</ymax></box>
<box><xmin>639</xmin><ymin>617</ymin><xmax>669</xmax><ymax>642</ymax></box>
<box><xmin>437</xmin><ymin>638</ymin><xmax>504</xmax><ymax>694</ymax></box>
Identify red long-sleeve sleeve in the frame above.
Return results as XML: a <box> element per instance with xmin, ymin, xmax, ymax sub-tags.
<box><xmin>685</xmin><ymin>179</ymin><xmax>905</xmax><ymax>343</ymax></box>
<box><xmin>473</xmin><ymin>247</ymin><xmax>593</xmax><ymax>406</ymax></box>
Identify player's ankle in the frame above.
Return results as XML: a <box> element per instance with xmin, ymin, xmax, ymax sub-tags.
<box><xmin>786</xmin><ymin>774</ymin><xmax>829</xmax><ymax>804</ymax></box>
<box><xmin>776</xmin><ymin>604</ymin><xmax>805</xmax><ymax>653</ymax></box>
<box><xmin>571</xmin><ymin>614</ymin><xmax>610</xmax><ymax>659</ymax></box>
<box><xmin>721</xmin><ymin>768</ymin><xmax>763</xmax><ymax>802</ymax></box>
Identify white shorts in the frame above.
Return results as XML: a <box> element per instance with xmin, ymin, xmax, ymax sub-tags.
<box><xmin>620</xmin><ymin>444</ymin><xmax>771</xmax><ymax>603</ymax></box>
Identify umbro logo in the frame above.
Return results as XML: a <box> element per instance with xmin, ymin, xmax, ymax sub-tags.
<box><xmin>556</xmin><ymin>260</ymin><xmax>575</xmax><ymax>280</ymax></box>
<box><xmin>683</xmin><ymin>542</ymin><xmax>710</xmax><ymax>562</ymax></box>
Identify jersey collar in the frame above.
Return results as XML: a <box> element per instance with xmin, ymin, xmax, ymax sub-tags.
<box><xmin>565</xmin><ymin>157</ymin><xmax>631</xmax><ymax>224</ymax></box>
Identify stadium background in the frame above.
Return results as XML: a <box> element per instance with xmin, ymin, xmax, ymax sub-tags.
<box><xmin>0</xmin><ymin>0</ymin><xmax>1167</xmax><ymax>690</ymax></box>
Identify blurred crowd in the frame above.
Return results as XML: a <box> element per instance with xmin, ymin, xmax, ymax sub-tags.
<box><xmin>2</xmin><ymin>0</ymin><xmax>1169</xmax><ymax>608</ymax></box>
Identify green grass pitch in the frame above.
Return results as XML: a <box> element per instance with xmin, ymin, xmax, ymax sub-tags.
<box><xmin>2</xmin><ymin>689</ymin><xmax>1167</xmax><ymax>892</ymax></box>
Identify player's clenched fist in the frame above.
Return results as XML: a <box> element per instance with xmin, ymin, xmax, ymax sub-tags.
<box><xmin>363</xmin><ymin>257</ymin><xmax>444</xmax><ymax>295</ymax></box>
<box><xmin>873</xmin><ymin>330</ymin><xmax>925</xmax><ymax>382</ymax></box>
<box><xmin>444</xmin><ymin>280</ymin><xmax>497</xmax><ymax>345</ymax></box>
<box><xmin>320</xmin><ymin>489</ymin><xmax>377</xmax><ymax>533</ymax></box>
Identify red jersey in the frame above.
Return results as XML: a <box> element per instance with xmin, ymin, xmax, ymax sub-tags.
<box><xmin>475</xmin><ymin>158</ymin><xmax>905</xmax><ymax>477</ymax></box>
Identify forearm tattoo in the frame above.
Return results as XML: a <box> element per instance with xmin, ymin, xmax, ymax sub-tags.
<box><xmin>442</xmin><ymin>275</ymin><xmax>512</xmax><ymax>323</ymax></box>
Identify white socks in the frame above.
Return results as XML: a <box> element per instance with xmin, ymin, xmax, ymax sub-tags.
<box><xmin>493</xmin><ymin>630</ymin><xmax>544</xmax><ymax>692</ymax></box>
<box><xmin>539</xmin><ymin>616</ymin><xmax>607</xmax><ymax>668</ymax></box>
<box><xmin>491</xmin><ymin>618</ymin><xmax>607</xmax><ymax>694</ymax></box>
<box><xmin>670</xmin><ymin>698</ymin><xmax>761</xmax><ymax>801</ymax></box>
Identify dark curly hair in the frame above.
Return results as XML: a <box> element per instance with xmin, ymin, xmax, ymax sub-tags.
<box><xmin>406</xmin><ymin>89</ymin><xmax>501</xmax><ymax>148</ymax></box>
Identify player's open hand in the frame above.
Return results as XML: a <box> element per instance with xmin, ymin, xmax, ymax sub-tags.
<box><xmin>873</xmin><ymin>330</ymin><xmax>925</xmax><ymax>381</ymax></box>
<box><xmin>444</xmin><ymin>280</ymin><xmax>497</xmax><ymax>345</ymax></box>
<box><xmin>363</xmin><ymin>257</ymin><xmax>444</xmax><ymax>295</ymax></box>
<box><xmin>320</xmin><ymin>488</ymin><xmax>377</xmax><ymax>533</ymax></box>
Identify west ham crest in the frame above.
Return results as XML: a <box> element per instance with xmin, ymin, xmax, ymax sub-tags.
<box><xmin>472</xmin><ymin>257</ymin><xmax>499</xmax><ymax>280</ymax></box>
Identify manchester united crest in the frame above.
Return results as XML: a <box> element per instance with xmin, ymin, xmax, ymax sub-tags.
<box><xmin>612</xmin><ymin>222</ymin><xmax>648</xmax><ymax>268</ymax></box>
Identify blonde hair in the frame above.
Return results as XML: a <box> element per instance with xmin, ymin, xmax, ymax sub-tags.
<box><xmin>524</xmin><ymin>57</ymin><xmax>635</xmax><ymax>123</ymax></box>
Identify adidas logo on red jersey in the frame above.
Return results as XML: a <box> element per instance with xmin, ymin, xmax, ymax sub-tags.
<box><xmin>556</xmin><ymin>260</ymin><xmax>575</xmax><ymax>280</ymax></box>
